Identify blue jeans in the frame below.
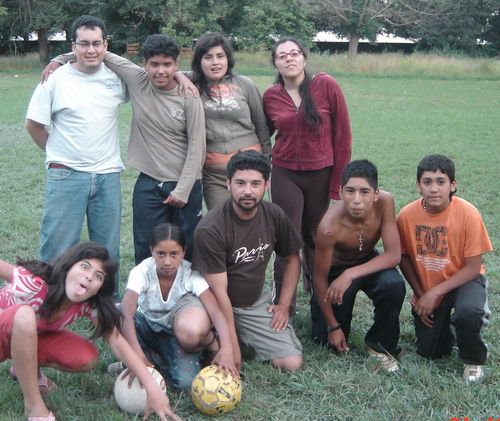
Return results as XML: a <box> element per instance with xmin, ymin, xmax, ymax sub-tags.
<box><xmin>134</xmin><ymin>311</ymin><xmax>201</xmax><ymax>390</ymax></box>
<box><xmin>132</xmin><ymin>173</ymin><xmax>202</xmax><ymax>264</ymax></box>
<box><xmin>40</xmin><ymin>168</ymin><xmax>121</xmax><ymax>293</ymax></box>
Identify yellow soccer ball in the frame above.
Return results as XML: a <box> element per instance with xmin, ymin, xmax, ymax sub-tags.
<box><xmin>191</xmin><ymin>365</ymin><xmax>242</xmax><ymax>417</ymax></box>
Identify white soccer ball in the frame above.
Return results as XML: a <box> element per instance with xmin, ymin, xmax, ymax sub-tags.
<box><xmin>113</xmin><ymin>366</ymin><xmax>167</xmax><ymax>415</ymax></box>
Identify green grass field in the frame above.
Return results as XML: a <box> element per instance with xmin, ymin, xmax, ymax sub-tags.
<box><xmin>0</xmin><ymin>52</ymin><xmax>498</xmax><ymax>420</ymax></box>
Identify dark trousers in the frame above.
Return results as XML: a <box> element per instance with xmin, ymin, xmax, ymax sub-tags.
<box><xmin>311</xmin><ymin>252</ymin><xmax>405</xmax><ymax>355</ymax></box>
<box><xmin>271</xmin><ymin>166</ymin><xmax>332</xmax><ymax>313</ymax></box>
<box><xmin>132</xmin><ymin>173</ymin><xmax>202</xmax><ymax>264</ymax></box>
<box><xmin>412</xmin><ymin>274</ymin><xmax>489</xmax><ymax>365</ymax></box>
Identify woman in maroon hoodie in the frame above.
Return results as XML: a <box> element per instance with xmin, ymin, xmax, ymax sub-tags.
<box><xmin>263</xmin><ymin>37</ymin><xmax>352</xmax><ymax>310</ymax></box>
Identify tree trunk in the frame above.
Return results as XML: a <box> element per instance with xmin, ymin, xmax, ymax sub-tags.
<box><xmin>347</xmin><ymin>33</ymin><xmax>360</xmax><ymax>67</ymax></box>
<box><xmin>38</xmin><ymin>28</ymin><xmax>49</xmax><ymax>65</ymax></box>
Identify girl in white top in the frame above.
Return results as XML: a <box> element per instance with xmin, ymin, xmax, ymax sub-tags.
<box><xmin>119</xmin><ymin>223</ymin><xmax>237</xmax><ymax>390</ymax></box>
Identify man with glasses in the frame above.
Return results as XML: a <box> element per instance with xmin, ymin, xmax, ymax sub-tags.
<box><xmin>25</xmin><ymin>15</ymin><xmax>127</xmax><ymax>299</ymax></box>
<box><xmin>45</xmin><ymin>34</ymin><xmax>205</xmax><ymax>265</ymax></box>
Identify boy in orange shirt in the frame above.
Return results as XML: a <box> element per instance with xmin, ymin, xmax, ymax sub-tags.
<box><xmin>397</xmin><ymin>154</ymin><xmax>493</xmax><ymax>382</ymax></box>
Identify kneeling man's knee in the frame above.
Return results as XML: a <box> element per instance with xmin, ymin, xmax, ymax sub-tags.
<box><xmin>271</xmin><ymin>354</ymin><xmax>302</xmax><ymax>371</ymax></box>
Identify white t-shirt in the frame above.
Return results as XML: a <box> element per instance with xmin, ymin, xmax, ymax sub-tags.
<box><xmin>26</xmin><ymin>62</ymin><xmax>128</xmax><ymax>173</ymax></box>
<box><xmin>126</xmin><ymin>257</ymin><xmax>209</xmax><ymax>327</ymax></box>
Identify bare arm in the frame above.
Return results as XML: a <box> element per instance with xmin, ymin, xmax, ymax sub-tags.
<box><xmin>198</xmin><ymin>289</ymin><xmax>238</xmax><ymax>377</ymax></box>
<box><xmin>0</xmin><ymin>259</ymin><xmax>15</xmax><ymax>281</ymax></box>
<box><xmin>106</xmin><ymin>328</ymin><xmax>182</xmax><ymax>421</ymax></box>
<box><xmin>202</xmin><ymin>272</ymin><xmax>241</xmax><ymax>371</ymax></box>
<box><xmin>313</xmin><ymin>220</ymin><xmax>349</xmax><ymax>351</ymax></box>
<box><xmin>25</xmin><ymin>119</ymin><xmax>49</xmax><ymax>151</ymax></box>
<box><xmin>399</xmin><ymin>253</ymin><xmax>433</xmax><ymax>327</ymax></box>
<box><xmin>268</xmin><ymin>253</ymin><xmax>300</xmax><ymax>331</ymax></box>
<box><xmin>399</xmin><ymin>254</ymin><xmax>425</xmax><ymax>299</ymax></box>
<box><xmin>119</xmin><ymin>289</ymin><xmax>152</xmax><ymax>366</ymax></box>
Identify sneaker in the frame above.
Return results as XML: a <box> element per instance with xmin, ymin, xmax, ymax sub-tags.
<box><xmin>463</xmin><ymin>364</ymin><xmax>484</xmax><ymax>383</ymax></box>
<box><xmin>107</xmin><ymin>361</ymin><xmax>125</xmax><ymax>376</ymax></box>
<box><xmin>367</xmin><ymin>347</ymin><xmax>399</xmax><ymax>373</ymax></box>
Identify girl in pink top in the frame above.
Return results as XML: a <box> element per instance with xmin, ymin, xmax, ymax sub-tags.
<box><xmin>0</xmin><ymin>242</ymin><xmax>181</xmax><ymax>421</ymax></box>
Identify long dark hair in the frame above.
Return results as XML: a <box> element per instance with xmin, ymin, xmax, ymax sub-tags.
<box><xmin>191</xmin><ymin>32</ymin><xmax>235</xmax><ymax>100</ymax></box>
<box><xmin>271</xmin><ymin>37</ymin><xmax>322</xmax><ymax>128</ymax></box>
<box><xmin>17</xmin><ymin>242</ymin><xmax>121</xmax><ymax>339</ymax></box>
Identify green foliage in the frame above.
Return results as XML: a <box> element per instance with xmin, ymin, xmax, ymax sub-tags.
<box><xmin>161</xmin><ymin>0</ymin><xmax>225</xmax><ymax>47</ymax></box>
<box><xmin>89</xmin><ymin>0</ymin><xmax>168</xmax><ymax>49</ymax></box>
<box><xmin>313</xmin><ymin>0</ymin><xmax>382</xmax><ymax>41</ymax></box>
<box><xmin>395</xmin><ymin>0</ymin><xmax>499</xmax><ymax>57</ymax></box>
<box><xmin>231</xmin><ymin>0</ymin><xmax>316</xmax><ymax>50</ymax></box>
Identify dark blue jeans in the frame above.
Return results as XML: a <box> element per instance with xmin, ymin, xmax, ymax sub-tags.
<box><xmin>311</xmin><ymin>251</ymin><xmax>405</xmax><ymax>355</ymax></box>
<box><xmin>132</xmin><ymin>173</ymin><xmax>202</xmax><ymax>264</ymax></box>
<box><xmin>134</xmin><ymin>311</ymin><xmax>201</xmax><ymax>390</ymax></box>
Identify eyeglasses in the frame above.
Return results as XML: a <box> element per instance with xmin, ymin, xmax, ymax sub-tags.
<box><xmin>275</xmin><ymin>49</ymin><xmax>302</xmax><ymax>61</ymax></box>
<box><xmin>75</xmin><ymin>41</ymin><xmax>105</xmax><ymax>49</ymax></box>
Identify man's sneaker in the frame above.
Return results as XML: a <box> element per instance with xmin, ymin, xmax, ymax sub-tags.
<box><xmin>463</xmin><ymin>364</ymin><xmax>484</xmax><ymax>383</ymax></box>
<box><xmin>107</xmin><ymin>361</ymin><xmax>125</xmax><ymax>376</ymax></box>
<box><xmin>367</xmin><ymin>347</ymin><xmax>399</xmax><ymax>373</ymax></box>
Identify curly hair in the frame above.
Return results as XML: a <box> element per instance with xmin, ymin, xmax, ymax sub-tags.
<box><xmin>142</xmin><ymin>34</ymin><xmax>179</xmax><ymax>61</ymax></box>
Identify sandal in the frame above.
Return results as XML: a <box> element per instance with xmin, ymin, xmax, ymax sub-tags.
<box><xmin>10</xmin><ymin>366</ymin><xmax>58</xmax><ymax>395</ymax></box>
<box><xmin>27</xmin><ymin>411</ymin><xmax>56</xmax><ymax>421</ymax></box>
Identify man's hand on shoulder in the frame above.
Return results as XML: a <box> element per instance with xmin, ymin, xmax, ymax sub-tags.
<box><xmin>268</xmin><ymin>303</ymin><xmax>289</xmax><ymax>331</ymax></box>
<box><xmin>328</xmin><ymin>329</ymin><xmax>350</xmax><ymax>352</ymax></box>
<box><xmin>41</xmin><ymin>61</ymin><xmax>62</xmax><ymax>83</ymax></box>
<box><xmin>325</xmin><ymin>270</ymin><xmax>353</xmax><ymax>305</ymax></box>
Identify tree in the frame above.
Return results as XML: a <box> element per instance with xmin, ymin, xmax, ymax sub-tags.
<box><xmin>89</xmin><ymin>0</ymin><xmax>169</xmax><ymax>51</ymax></box>
<box><xmin>312</xmin><ymin>0</ymin><xmax>461</xmax><ymax>63</ymax></box>
<box><xmin>394</xmin><ymin>0</ymin><xmax>499</xmax><ymax>56</ymax></box>
<box><xmin>0</xmin><ymin>0</ymin><xmax>88</xmax><ymax>62</ymax></box>
<box><xmin>231</xmin><ymin>0</ymin><xmax>316</xmax><ymax>50</ymax></box>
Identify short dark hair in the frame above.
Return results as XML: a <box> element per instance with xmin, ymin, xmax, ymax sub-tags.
<box><xmin>417</xmin><ymin>154</ymin><xmax>456</xmax><ymax>197</ymax></box>
<box><xmin>341</xmin><ymin>159</ymin><xmax>378</xmax><ymax>190</ymax></box>
<box><xmin>417</xmin><ymin>154</ymin><xmax>455</xmax><ymax>182</ymax></box>
<box><xmin>71</xmin><ymin>15</ymin><xmax>107</xmax><ymax>42</ymax></box>
<box><xmin>191</xmin><ymin>32</ymin><xmax>235</xmax><ymax>100</ymax></box>
<box><xmin>226</xmin><ymin>150</ymin><xmax>271</xmax><ymax>181</ymax></box>
<box><xmin>143</xmin><ymin>34</ymin><xmax>179</xmax><ymax>61</ymax></box>
<box><xmin>150</xmin><ymin>223</ymin><xmax>186</xmax><ymax>251</ymax></box>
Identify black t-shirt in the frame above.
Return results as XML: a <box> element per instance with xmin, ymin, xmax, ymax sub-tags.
<box><xmin>192</xmin><ymin>199</ymin><xmax>303</xmax><ymax>307</ymax></box>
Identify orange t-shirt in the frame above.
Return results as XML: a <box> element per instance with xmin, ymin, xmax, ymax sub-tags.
<box><xmin>397</xmin><ymin>196</ymin><xmax>493</xmax><ymax>297</ymax></box>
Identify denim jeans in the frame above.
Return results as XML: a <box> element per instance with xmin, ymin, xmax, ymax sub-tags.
<box><xmin>40</xmin><ymin>168</ymin><xmax>121</xmax><ymax>294</ymax></box>
<box><xmin>134</xmin><ymin>311</ymin><xmax>201</xmax><ymax>390</ymax></box>
<box><xmin>132</xmin><ymin>173</ymin><xmax>202</xmax><ymax>264</ymax></box>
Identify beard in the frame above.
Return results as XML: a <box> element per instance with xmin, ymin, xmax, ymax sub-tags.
<box><xmin>233</xmin><ymin>195</ymin><xmax>261</xmax><ymax>212</ymax></box>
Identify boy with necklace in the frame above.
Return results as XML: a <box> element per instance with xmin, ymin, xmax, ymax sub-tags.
<box><xmin>312</xmin><ymin>160</ymin><xmax>405</xmax><ymax>372</ymax></box>
<box><xmin>397</xmin><ymin>154</ymin><xmax>492</xmax><ymax>382</ymax></box>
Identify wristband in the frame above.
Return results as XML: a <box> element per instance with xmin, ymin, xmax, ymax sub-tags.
<box><xmin>326</xmin><ymin>324</ymin><xmax>341</xmax><ymax>333</ymax></box>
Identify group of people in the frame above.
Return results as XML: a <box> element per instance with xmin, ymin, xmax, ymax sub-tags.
<box><xmin>0</xmin><ymin>13</ymin><xmax>493</xmax><ymax>421</ymax></box>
